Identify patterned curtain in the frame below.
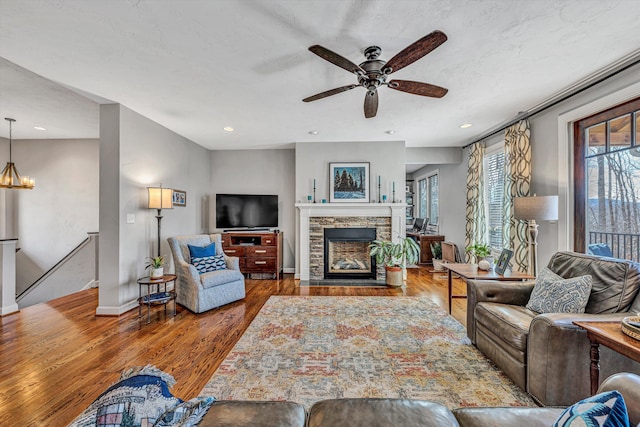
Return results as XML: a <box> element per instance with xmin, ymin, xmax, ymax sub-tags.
<box><xmin>503</xmin><ymin>120</ymin><xmax>532</xmax><ymax>272</ymax></box>
<box><xmin>465</xmin><ymin>142</ymin><xmax>486</xmax><ymax>262</ymax></box>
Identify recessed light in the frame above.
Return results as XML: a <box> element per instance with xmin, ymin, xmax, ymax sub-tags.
<box><xmin>223</xmin><ymin>126</ymin><xmax>234</xmax><ymax>132</ymax></box>
<box><xmin>460</xmin><ymin>123</ymin><xmax>472</xmax><ymax>129</ymax></box>
<box><xmin>34</xmin><ymin>126</ymin><xmax>46</xmax><ymax>131</ymax></box>
<box><xmin>385</xmin><ymin>130</ymin><xmax>395</xmax><ymax>135</ymax></box>
<box><xmin>308</xmin><ymin>130</ymin><xmax>319</xmax><ymax>135</ymax></box>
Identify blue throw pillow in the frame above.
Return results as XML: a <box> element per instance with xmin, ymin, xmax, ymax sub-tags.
<box><xmin>188</xmin><ymin>242</ymin><xmax>216</xmax><ymax>260</ymax></box>
<box><xmin>553</xmin><ymin>390</ymin><xmax>630</xmax><ymax>427</ymax></box>
<box><xmin>192</xmin><ymin>254</ymin><xmax>226</xmax><ymax>274</ymax></box>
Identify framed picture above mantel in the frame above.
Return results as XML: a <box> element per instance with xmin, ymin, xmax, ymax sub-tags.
<box><xmin>329</xmin><ymin>162</ymin><xmax>370</xmax><ymax>203</ymax></box>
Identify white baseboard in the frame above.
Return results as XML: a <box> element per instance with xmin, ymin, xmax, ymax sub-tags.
<box><xmin>96</xmin><ymin>299</ymin><xmax>138</xmax><ymax>316</ymax></box>
<box><xmin>283</xmin><ymin>267</ymin><xmax>295</xmax><ymax>274</ymax></box>
<box><xmin>1</xmin><ymin>303</ymin><xmax>20</xmax><ymax>316</ymax></box>
<box><xmin>82</xmin><ymin>280</ymin><xmax>99</xmax><ymax>290</ymax></box>
<box><xmin>294</xmin><ymin>272</ymin><xmax>300</xmax><ymax>279</ymax></box>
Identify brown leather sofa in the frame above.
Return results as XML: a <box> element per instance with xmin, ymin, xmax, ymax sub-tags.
<box><xmin>196</xmin><ymin>372</ymin><xmax>640</xmax><ymax>426</ymax></box>
<box><xmin>466</xmin><ymin>251</ymin><xmax>640</xmax><ymax>406</ymax></box>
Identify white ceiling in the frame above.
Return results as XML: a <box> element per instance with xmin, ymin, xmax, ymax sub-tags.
<box><xmin>1</xmin><ymin>0</ymin><xmax>639</xmax><ymax>152</ymax></box>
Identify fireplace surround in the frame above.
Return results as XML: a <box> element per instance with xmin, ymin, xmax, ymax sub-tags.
<box><xmin>296</xmin><ymin>203</ymin><xmax>406</xmax><ymax>281</ymax></box>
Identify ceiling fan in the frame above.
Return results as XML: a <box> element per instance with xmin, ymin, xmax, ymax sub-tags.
<box><xmin>303</xmin><ymin>30</ymin><xmax>449</xmax><ymax>118</ymax></box>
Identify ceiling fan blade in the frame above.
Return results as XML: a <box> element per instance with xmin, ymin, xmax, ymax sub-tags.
<box><xmin>388</xmin><ymin>80</ymin><xmax>448</xmax><ymax>98</ymax></box>
<box><xmin>364</xmin><ymin>90</ymin><xmax>378</xmax><ymax>118</ymax></box>
<box><xmin>303</xmin><ymin>84</ymin><xmax>358</xmax><ymax>102</ymax></box>
<box><xmin>309</xmin><ymin>45</ymin><xmax>365</xmax><ymax>75</ymax></box>
<box><xmin>383</xmin><ymin>30</ymin><xmax>447</xmax><ymax>74</ymax></box>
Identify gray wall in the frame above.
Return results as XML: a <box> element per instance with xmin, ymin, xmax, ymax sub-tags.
<box><xmin>0</xmin><ymin>138</ymin><xmax>99</xmax><ymax>294</ymax></box>
<box><xmin>98</xmin><ymin>104</ymin><xmax>211</xmax><ymax>314</ymax></box>
<box><xmin>295</xmin><ymin>140</ymin><xmax>406</xmax><ymax>203</ymax></box>
<box><xmin>209</xmin><ymin>149</ymin><xmax>296</xmax><ymax>270</ymax></box>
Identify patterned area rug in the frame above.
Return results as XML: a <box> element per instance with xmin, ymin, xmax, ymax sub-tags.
<box><xmin>201</xmin><ymin>296</ymin><xmax>536</xmax><ymax>409</ymax></box>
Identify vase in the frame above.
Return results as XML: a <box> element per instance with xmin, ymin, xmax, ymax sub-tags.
<box><xmin>385</xmin><ymin>266</ymin><xmax>403</xmax><ymax>287</ymax></box>
<box><xmin>150</xmin><ymin>267</ymin><xmax>164</xmax><ymax>279</ymax></box>
<box><xmin>432</xmin><ymin>259</ymin><xmax>445</xmax><ymax>271</ymax></box>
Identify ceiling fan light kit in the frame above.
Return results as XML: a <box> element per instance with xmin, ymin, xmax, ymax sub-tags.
<box><xmin>303</xmin><ymin>30</ymin><xmax>449</xmax><ymax>118</ymax></box>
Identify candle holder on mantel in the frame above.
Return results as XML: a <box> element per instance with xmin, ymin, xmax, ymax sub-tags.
<box><xmin>378</xmin><ymin>182</ymin><xmax>382</xmax><ymax>203</ymax></box>
<box><xmin>392</xmin><ymin>188</ymin><xmax>396</xmax><ymax>203</ymax></box>
<box><xmin>313</xmin><ymin>183</ymin><xmax>317</xmax><ymax>203</ymax></box>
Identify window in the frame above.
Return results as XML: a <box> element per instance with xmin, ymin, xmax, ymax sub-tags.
<box><xmin>417</xmin><ymin>172</ymin><xmax>439</xmax><ymax>224</ymax></box>
<box><xmin>574</xmin><ymin>97</ymin><xmax>640</xmax><ymax>261</ymax></box>
<box><xmin>484</xmin><ymin>145</ymin><xmax>505</xmax><ymax>249</ymax></box>
<box><xmin>418</xmin><ymin>178</ymin><xmax>427</xmax><ymax>219</ymax></box>
<box><xmin>427</xmin><ymin>173</ymin><xmax>439</xmax><ymax>224</ymax></box>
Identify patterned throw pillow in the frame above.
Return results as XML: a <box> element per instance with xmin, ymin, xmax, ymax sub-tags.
<box><xmin>552</xmin><ymin>390</ymin><xmax>630</xmax><ymax>427</ymax></box>
<box><xmin>68</xmin><ymin>365</ymin><xmax>182</xmax><ymax>427</ymax></box>
<box><xmin>526</xmin><ymin>267</ymin><xmax>592</xmax><ymax>314</ymax></box>
<box><xmin>191</xmin><ymin>254</ymin><xmax>227</xmax><ymax>274</ymax></box>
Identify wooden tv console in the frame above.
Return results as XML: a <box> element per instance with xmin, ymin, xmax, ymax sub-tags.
<box><xmin>221</xmin><ymin>231</ymin><xmax>283</xmax><ymax>279</ymax></box>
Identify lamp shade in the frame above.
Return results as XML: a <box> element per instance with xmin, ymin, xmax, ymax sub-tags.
<box><xmin>514</xmin><ymin>195</ymin><xmax>558</xmax><ymax>221</ymax></box>
<box><xmin>148</xmin><ymin>187</ymin><xmax>174</xmax><ymax>209</ymax></box>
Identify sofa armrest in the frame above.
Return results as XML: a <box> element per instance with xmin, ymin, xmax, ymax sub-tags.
<box><xmin>224</xmin><ymin>255</ymin><xmax>240</xmax><ymax>271</ymax></box>
<box><xmin>466</xmin><ymin>279</ymin><xmax>535</xmax><ymax>343</ymax></box>
<box><xmin>527</xmin><ymin>312</ymin><xmax>635</xmax><ymax>406</ymax></box>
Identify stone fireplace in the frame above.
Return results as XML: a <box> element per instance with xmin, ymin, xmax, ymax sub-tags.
<box><xmin>296</xmin><ymin>203</ymin><xmax>406</xmax><ymax>281</ymax></box>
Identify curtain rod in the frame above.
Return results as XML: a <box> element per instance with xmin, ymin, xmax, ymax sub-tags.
<box><xmin>461</xmin><ymin>52</ymin><xmax>640</xmax><ymax>150</ymax></box>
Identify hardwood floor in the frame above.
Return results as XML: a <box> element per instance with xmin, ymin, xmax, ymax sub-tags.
<box><xmin>0</xmin><ymin>267</ymin><xmax>468</xmax><ymax>426</ymax></box>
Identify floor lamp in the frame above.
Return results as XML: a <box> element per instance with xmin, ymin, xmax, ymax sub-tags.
<box><xmin>148</xmin><ymin>185</ymin><xmax>173</xmax><ymax>257</ymax></box>
<box><xmin>514</xmin><ymin>195</ymin><xmax>558</xmax><ymax>277</ymax></box>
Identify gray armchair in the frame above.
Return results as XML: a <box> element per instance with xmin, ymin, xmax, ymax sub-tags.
<box><xmin>467</xmin><ymin>251</ymin><xmax>640</xmax><ymax>406</ymax></box>
<box><xmin>167</xmin><ymin>234</ymin><xmax>245</xmax><ymax>313</ymax></box>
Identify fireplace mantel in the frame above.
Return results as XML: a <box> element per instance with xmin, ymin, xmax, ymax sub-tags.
<box><xmin>296</xmin><ymin>203</ymin><xmax>406</xmax><ymax>280</ymax></box>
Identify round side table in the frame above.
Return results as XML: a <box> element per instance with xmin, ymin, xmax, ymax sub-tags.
<box><xmin>137</xmin><ymin>274</ymin><xmax>177</xmax><ymax>323</ymax></box>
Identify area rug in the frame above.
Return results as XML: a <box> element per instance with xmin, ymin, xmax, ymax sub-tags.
<box><xmin>201</xmin><ymin>296</ymin><xmax>536</xmax><ymax>409</ymax></box>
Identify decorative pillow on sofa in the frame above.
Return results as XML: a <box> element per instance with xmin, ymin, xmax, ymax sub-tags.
<box><xmin>68</xmin><ymin>365</ymin><xmax>182</xmax><ymax>427</ymax></box>
<box><xmin>188</xmin><ymin>242</ymin><xmax>216</xmax><ymax>260</ymax></box>
<box><xmin>526</xmin><ymin>267</ymin><xmax>592</xmax><ymax>314</ymax></box>
<box><xmin>552</xmin><ymin>390</ymin><xmax>630</xmax><ymax>427</ymax></box>
<box><xmin>191</xmin><ymin>254</ymin><xmax>226</xmax><ymax>274</ymax></box>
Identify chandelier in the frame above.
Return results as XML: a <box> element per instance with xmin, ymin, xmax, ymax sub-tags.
<box><xmin>1</xmin><ymin>118</ymin><xmax>35</xmax><ymax>189</ymax></box>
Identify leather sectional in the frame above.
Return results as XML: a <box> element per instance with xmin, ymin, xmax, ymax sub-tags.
<box><xmin>467</xmin><ymin>251</ymin><xmax>640</xmax><ymax>406</ymax></box>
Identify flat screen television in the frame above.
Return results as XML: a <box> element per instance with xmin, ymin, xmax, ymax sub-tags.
<box><xmin>215</xmin><ymin>194</ymin><xmax>279</xmax><ymax>230</ymax></box>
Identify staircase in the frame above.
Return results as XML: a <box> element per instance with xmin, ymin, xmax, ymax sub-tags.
<box><xmin>16</xmin><ymin>232</ymin><xmax>99</xmax><ymax>308</ymax></box>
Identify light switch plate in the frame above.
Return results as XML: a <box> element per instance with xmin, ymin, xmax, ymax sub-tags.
<box><xmin>126</xmin><ymin>213</ymin><xmax>135</xmax><ymax>224</ymax></box>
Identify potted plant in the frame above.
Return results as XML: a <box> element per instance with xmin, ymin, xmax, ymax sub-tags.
<box><xmin>145</xmin><ymin>255</ymin><xmax>165</xmax><ymax>279</ymax></box>
<box><xmin>369</xmin><ymin>237</ymin><xmax>420</xmax><ymax>287</ymax></box>
<box><xmin>430</xmin><ymin>241</ymin><xmax>444</xmax><ymax>271</ymax></box>
<box><xmin>465</xmin><ymin>243</ymin><xmax>493</xmax><ymax>269</ymax></box>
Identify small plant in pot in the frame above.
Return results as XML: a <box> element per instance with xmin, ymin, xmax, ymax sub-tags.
<box><xmin>145</xmin><ymin>255</ymin><xmax>165</xmax><ymax>279</ymax></box>
<box><xmin>369</xmin><ymin>237</ymin><xmax>420</xmax><ymax>287</ymax></box>
<box><xmin>430</xmin><ymin>241</ymin><xmax>444</xmax><ymax>271</ymax></box>
<box><xmin>465</xmin><ymin>243</ymin><xmax>493</xmax><ymax>270</ymax></box>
